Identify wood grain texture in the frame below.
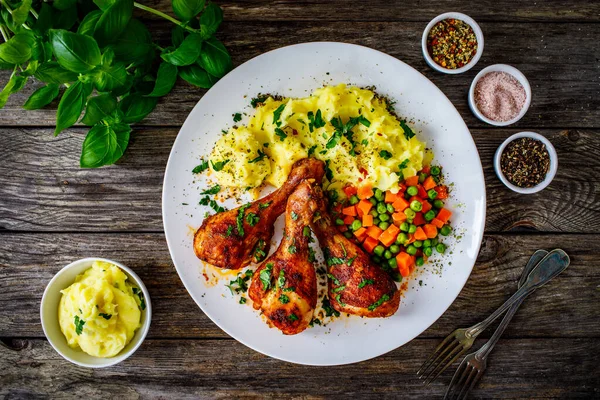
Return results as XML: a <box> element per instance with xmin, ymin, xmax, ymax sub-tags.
<box><xmin>1</xmin><ymin>338</ymin><xmax>599</xmax><ymax>399</ymax></box>
<box><xmin>1</xmin><ymin>128</ymin><xmax>598</xmax><ymax>232</ymax></box>
<box><xmin>1</xmin><ymin>232</ymin><xmax>598</xmax><ymax>339</ymax></box>
<box><xmin>1</xmin><ymin>21</ymin><xmax>599</xmax><ymax>128</ymax></box>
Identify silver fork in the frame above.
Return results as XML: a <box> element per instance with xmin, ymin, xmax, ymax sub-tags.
<box><xmin>417</xmin><ymin>248</ymin><xmax>570</xmax><ymax>385</ymax></box>
<box><xmin>443</xmin><ymin>249</ymin><xmax>548</xmax><ymax>400</ymax></box>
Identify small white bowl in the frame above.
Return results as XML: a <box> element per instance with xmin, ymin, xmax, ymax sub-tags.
<box><xmin>469</xmin><ymin>64</ymin><xmax>532</xmax><ymax>126</ymax></box>
<box><xmin>40</xmin><ymin>257</ymin><xmax>152</xmax><ymax>368</ymax></box>
<box><xmin>494</xmin><ymin>132</ymin><xmax>558</xmax><ymax>194</ymax></box>
<box><xmin>422</xmin><ymin>12</ymin><xmax>484</xmax><ymax>74</ymax></box>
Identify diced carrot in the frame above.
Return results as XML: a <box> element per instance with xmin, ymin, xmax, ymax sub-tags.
<box><xmin>392</xmin><ymin>212</ymin><xmax>407</xmax><ymax>224</ymax></box>
<box><xmin>357</xmin><ymin>184</ymin><xmax>374</xmax><ymax>199</ymax></box>
<box><xmin>398</xmin><ymin>183</ymin><xmax>407</xmax><ymax>192</ymax></box>
<box><xmin>357</xmin><ymin>199</ymin><xmax>373</xmax><ymax>216</ymax></box>
<box><xmin>423</xmin><ymin>224</ymin><xmax>438</xmax><ymax>239</ymax></box>
<box><xmin>423</xmin><ymin>176</ymin><xmax>437</xmax><ymax>191</ymax></box>
<box><xmin>437</xmin><ymin>208</ymin><xmax>452</xmax><ymax>224</ymax></box>
<box><xmin>392</xmin><ymin>197</ymin><xmax>410</xmax><ymax>211</ymax></box>
<box><xmin>343</xmin><ymin>185</ymin><xmax>357</xmax><ymax>197</ymax></box>
<box><xmin>421</xmin><ymin>165</ymin><xmax>431</xmax><ymax>174</ymax></box>
<box><xmin>413</xmin><ymin>212</ymin><xmax>425</xmax><ymax>226</ymax></box>
<box><xmin>363</xmin><ymin>236</ymin><xmax>379</xmax><ymax>253</ymax></box>
<box><xmin>406</xmin><ymin>233</ymin><xmax>416</xmax><ymax>245</ymax></box>
<box><xmin>379</xmin><ymin>225</ymin><xmax>400</xmax><ymax>247</ymax></box>
<box><xmin>343</xmin><ymin>215</ymin><xmax>355</xmax><ymax>225</ymax></box>
<box><xmin>405</xmin><ymin>175</ymin><xmax>419</xmax><ymax>186</ymax></box>
<box><xmin>366</xmin><ymin>225</ymin><xmax>384</xmax><ymax>240</ymax></box>
<box><xmin>338</xmin><ymin>225</ymin><xmax>348</xmax><ymax>232</ymax></box>
<box><xmin>385</xmin><ymin>191</ymin><xmax>399</xmax><ymax>204</ymax></box>
<box><xmin>436</xmin><ymin>185</ymin><xmax>449</xmax><ymax>199</ymax></box>
<box><xmin>417</xmin><ymin>185</ymin><xmax>428</xmax><ymax>199</ymax></box>
<box><xmin>342</xmin><ymin>205</ymin><xmax>357</xmax><ymax>216</ymax></box>
<box><xmin>422</xmin><ymin>200</ymin><xmax>432</xmax><ymax>213</ymax></box>
<box><xmin>354</xmin><ymin>227</ymin><xmax>367</xmax><ymax>241</ymax></box>
<box><xmin>362</xmin><ymin>214</ymin><xmax>374</xmax><ymax>227</ymax></box>
<box><xmin>414</xmin><ymin>226</ymin><xmax>428</xmax><ymax>241</ymax></box>
<box><xmin>396</xmin><ymin>252</ymin><xmax>414</xmax><ymax>277</ymax></box>
<box><xmin>431</xmin><ymin>218</ymin><xmax>444</xmax><ymax>229</ymax></box>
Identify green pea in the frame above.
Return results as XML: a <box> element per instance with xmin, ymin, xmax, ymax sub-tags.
<box><xmin>388</xmin><ymin>258</ymin><xmax>398</xmax><ymax>269</ymax></box>
<box><xmin>413</xmin><ymin>240</ymin><xmax>423</xmax><ymax>248</ymax></box>
<box><xmin>433</xmin><ymin>199</ymin><xmax>445</xmax><ymax>209</ymax></box>
<box><xmin>410</xmin><ymin>200</ymin><xmax>423</xmax><ymax>212</ymax></box>
<box><xmin>396</xmin><ymin>232</ymin><xmax>408</xmax><ymax>244</ymax></box>
<box><xmin>351</xmin><ymin>220</ymin><xmax>362</xmax><ymax>231</ymax></box>
<box><xmin>386</xmin><ymin>203</ymin><xmax>395</xmax><ymax>213</ymax></box>
<box><xmin>418</xmin><ymin>172</ymin><xmax>427</xmax><ymax>183</ymax></box>
<box><xmin>404</xmin><ymin>208</ymin><xmax>416</xmax><ymax>219</ymax></box>
<box><xmin>390</xmin><ymin>244</ymin><xmax>400</xmax><ymax>254</ymax></box>
<box><xmin>370</xmin><ymin>209</ymin><xmax>379</xmax><ymax>218</ymax></box>
<box><xmin>374</xmin><ymin>245</ymin><xmax>385</xmax><ymax>257</ymax></box>
<box><xmin>344</xmin><ymin>231</ymin><xmax>353</xmax><ymax>239</ymax></box>
<box><xmin>423</xmin><ymin>239</ymin><xmax>432</xmax><ymax>247</ymax></box>
<box><xmin>384</xmin><ymin>250</ymin><xmax>393</xmax><ymax>260</ymax></box>
<box><xmin>400</xmin><ymin>222</ymin><xmax>409</xmax><ymax>232</ymax></box>
<box><xmin>436</xmin><ymin>243</ymin><xmax>446</xmax><ymax>254</ymax></box>
<box><xmin>379</xmin><ymin>213</ymin><xmax>390</xmax><ymax>222</ymax></box>
<box><xmin>348</xmin><ymin>195</ymin><xmax>358</xmax><ymax>205</ymax></box>
<box><xmin>369</xmin><ymin>197</ymin><xmax>378</xmax><ymax>205</ymax></box>
<box><xmin>427</xmin><ymin>189</ymin><xmax>438</xmax><ymax>200</ymax></box>
<box><xmin>440</xmin><ymin>225</ymin><xmax>452</xmax><ymax>236</ymax></box>
<box><xmin>408</xmin><ymin>224</ymin><xmax>417</xmax><ymax>234</ymax></box>
<box><xmin>372</xmin><ymin>255</ymin><xmax>382</xmax><ymax>263</ymax></box>
<box><xmin>374</xmin><ymin>188</ymin><xmax>385</xmax><ymax>201</ymax></box>
<box><xmin>424</xmin><ymin>210</ymin><xmax>436</xmax><ymax>221</ymax></box>
<box><xmin>431</xmin><ymin>166</ymin><xmax>441</xmax><ymax>176</ymax></box>
<box><xmin>373</xmin><ymin>218</ymin><xmax>381</xmax><ymax>226</ymax></box>
<box><xmin>416</xmin><ymin>256</ymin><xmax>424</xmax><ymax>267</ymax></box>
<box><xmin>431</xmin><ymin>238</ymin><xmax>439</xmax><ymax>246</ymax></box>
<box><xmin>423</xmin><ymin>247</ymin><xmax>433</xmax><ymax>257</ymax></box>
<box><xmin>406</xmin><ymin>186</ymin><xmax>418</xmax><ymax>196</ymax></box>
<box><xmin>377</xmin><ymin>203</ymin><xmax>387</xmax><ymax>214</ymax></box>
<box><xmin>406</xmin><ymin>245</ymin><xmax>417</xmax><ymax>256</ymax></box>
<box><xmin>335</xmin><ymin>218</ymin><xmax>345</xmax><ymax>226</ymax></box>
<box><xmin>378</xmin><ymin>221</ymin><xmax>390</xmax><ymax>230</ymax></box>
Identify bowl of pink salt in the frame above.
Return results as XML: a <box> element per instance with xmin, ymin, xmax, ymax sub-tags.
<box><xmin>468</xmin><ymin>64</ymin><xmax>531</xmax><ymax>126</ymax></box>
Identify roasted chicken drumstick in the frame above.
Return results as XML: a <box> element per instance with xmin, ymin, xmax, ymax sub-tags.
<box><xmin>310</xmin><ymin>186</ymin><xmax>400</xmax><ymax>317</ymax></box>
<box><xmin>248</xmin><ymin>180</ymin><xmax>319</xmax><ymax>335</ymax></box>
<box><xmin>194</xmin><ymin>158</ymin><xmax>325</xmax><ymax>270</ymax></box>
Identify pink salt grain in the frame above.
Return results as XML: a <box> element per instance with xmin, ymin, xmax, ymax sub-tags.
<box><xmin>474</xmin><ymin>71</ymin><xmax>527</xmax><ymax>122</ymax></box>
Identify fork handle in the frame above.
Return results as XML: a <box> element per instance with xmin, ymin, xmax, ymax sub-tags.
<box><xmin>466</xmin><ymin>249</ymin><xmax>570</xmax><ymax>338</ymax></box>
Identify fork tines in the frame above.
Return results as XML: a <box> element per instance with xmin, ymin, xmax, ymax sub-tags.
<box><xmin>443</xmin><ymin>357</ymin><xmax>484</xmax><ymax>400</ymax></box>
<box><xmin>417</xmin><ymin>332</ymin><xmax>469</xmax><ymax>385</ymax></box>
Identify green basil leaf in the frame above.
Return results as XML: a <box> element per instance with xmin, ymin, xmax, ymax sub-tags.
<box><xmin>0</xmin><ymin>67</ymin><xmax>28</xmax><ymax>108</ymax></box>
<box><xmin>13</xmin><ymin>0</ymin><xmax>32</xmax><ymax>26</ymax></box>
<box><xmin>1</xmin><ymin>8</ymin><xmax>19</xmax><ymax>34</ymax></box>
<box><xmin>199</xmin><ymin>2</ymin><xmax>223</xmax><ymax>39</ymax></box>
<box><xmin>55</xmin><ymin>81</ymin><xmax>92</xmax><ymax>136</ymax></box>
<box><xmin>171</xmin><ymin>26</ymin><xmax>185</xmax><ymax>47</ymax></box>
<box><xmin>50</xmin><ymin>29</ymin><xmax>102</xmax><ymax>73</ymax></box>
<box><xmin>160</xmin><ymin>33</ymin><xmax>203</xmax><ymax>66</ymax></box>
<box><xmin>93</xmin><ymin>0</ymin><xmax>116</xmax><ymax>11</ymax></box>
<box><xmin>23</xmin><ymin>83</ymin><xmax>60</xmax><ymax>110</ymax></box>
<box><xmin>93</xmin><ymin>62</ymin><xmax>128</xmax><ymax>92</ymax></box>
<box><xmin>53</xmin><ymin>5</ymin><xmax>78</xmax><ymax>30</ymax></box>
<box><xmin>119</xmin><ymin>93</ymin><xmax>157</xmax><ymax>123</ymax></box>
<box><xmin>34</xmin><ymin>62</ymin><xmax>79</xmax><ymax>84</ymax></box>
<box><xmin>53</xmin><ymin>0</ymin><xmax>77</xmax><ymax>11</ymax></box>
<box><xmin>0</xmin><ymin>31</ymin><xmax>35</xmax><ymax>65</ymax></box>
<box><xmin>78</xmin><ymin>10</ymin><xmax>103</xmax><ymax>36</ymax></box>
<box><xmin>82</xmin><ymin>93</ymin><xmax>117</xmax><ymax>125</ymax></box>
<box><xmin>108</xmin><ymin>122</ymin><xmax>131</xmax><ymax>164</ymax></box>
<box><xmin>179</xmin><ymin>63</ymin><xmax>216</xmax><ymax>88</ymax></box>
<box><xmin>34</xmin><ymin>3</ymin><xmax>53</xmax><ymax>34</ymax></box>
<box><xmin>146</xmin><ymin>62</ymin><xmax>177</xmax><ymax>97</ymax></box>
<box><xmin>0</xmin><ymin>58</ymin><xmax>13</xmax><ymax>70</ymax></box>
<box><xmin>197</xmin><ymin>37</ymin><xmax>231</xmax><ymax>78</ymax></box>
<box><xmin>80</xmin><ymin>122</ymin><xmax>130</xmax><ymax>167</ymax></box>
<box><xmin>172</xmin><ymin>0</ymin><xmax>205</xmax><ymax>21</ymax></box>
<box><xmin>21</xmin><ymin>60</ymin><xmax>39</xmax><ymax>76</ymax></box>
<box><xmin>94</xmin><ymin>0</ymin><xmax>134</xmax><ymax>47</ymax></box>
<box><xmin>109</xmin><ymin>19</ymin><xmax>153</xmax><ymax>65</ymax></box>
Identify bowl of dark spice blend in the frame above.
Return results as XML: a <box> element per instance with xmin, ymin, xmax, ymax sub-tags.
<box><xmin>494</xmin><ymin>132</ymin><xmax>557</xmax><ymax>194</ymax></box>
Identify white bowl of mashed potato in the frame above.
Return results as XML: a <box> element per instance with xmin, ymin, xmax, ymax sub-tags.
<box><xmin>40</xmin><ymin>258</ymin><xmax>151</xmax><ymax>368</ymax></box>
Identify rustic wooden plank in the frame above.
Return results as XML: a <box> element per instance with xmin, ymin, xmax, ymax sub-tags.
<box><xmin>1</xmin><ymin>233</ymin><xmax>598</xmax><ymax>339</ymax></box>
<box><xmin>1</xmin><ymin>338</ymin><xmax>598</xmax><ymax>398</ymax></box>
<box><xmin>1</xmin><ymin>128</ymin><xmax>598</xmax><ymax>232</ymax></box>
<box><xmin>1</xmin><ymin>21</ymin><xmax>599</xmax><ymax>128</ymax></box>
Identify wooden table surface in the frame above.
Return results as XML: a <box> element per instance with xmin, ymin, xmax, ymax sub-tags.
<box><xmin>1</xmin><ymin>1</ymin><xmax>600</xmax><ymax>398</ymax></box>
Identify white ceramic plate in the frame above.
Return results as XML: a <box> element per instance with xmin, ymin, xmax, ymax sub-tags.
<box><xmin>162</xmin><ymin>42</ymin><xmax>486</xmax><ymax>366</ymax></box>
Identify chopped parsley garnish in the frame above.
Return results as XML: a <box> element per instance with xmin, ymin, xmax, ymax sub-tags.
<box><xmin>368</xmin><ymin>293</ymin><xmax>390</xmax><ymax>311</ymax></box>
<box><xmin>246</xmin><ymin>212</ymin><xmax>259</xmax><ymax>227</ymax></box>
<box><xmin>287</xmin><ymin>245</ymin><xmax>297</xmax><ymax>254</ymax></box>
<box><xmin>291</xmin><ymin>211</ymin><xmax>299</xmax><ymax>220</ymax></box>
<box><xmin>275</xmin><ymin>127</ymin><xmax>287</xmax><ymax>141</ymax></box>
<box><xmin>282</xmin><ymin>287</ymin><xmax>295</xmax><ymax>292</ymax></box>
<box><xmin>260</xmin><ymin>263</ymin><xmax>274</xmax><ymax>290</ymax></box>
<box><xmin>254</xmin><ymin>239</ymin><xmax>267</xmax><ymax>261</ymax></box>
<box><xmin>309</xmin><ymin>318</ymin><xmax>322</xmax><ymax>327</ymax></box>
<box><xmin>236</xmin><ymin>203</ymin><xmax>252</xmax><ymax>236</ymax></box>
<box><xmin>324</xmin><ymin>160</ymin><xmax>334</xmax><ymax>181</ymax></box>
<box><xmin>99</xmin><ymin>313</ymin><xmax>112</xmax><ymax>320</ymax></box>
<box><xmin>199</xmin><ymin>196</ymin><xmax>225</xmax><ymax>213</ymax></box>
<box><xmin>225</xmin><ymin>225</ymin><xmax>234</xmax><ymax>237</ymax></box>
<box><xmin>279</xmin><ymin>294</ymin><xmax>290</xmax><ymax>304</ymax></box>
<box><xmin>259</xmin><ymin>201</ymin><xmax>272</xmax><ymax>209</ymax></box>
<box><xmin>327</xmin><ymin>273</ymin><xmax>340</xmax><ymax>286</ymax></box>
<box><xmin>277</xmin><ymin>270</ymin><xmax>286</xmax><ymax>288</ymax></box>
<box><xmin>307</xmin><ymin>145</ymin><xmax>317</xmax><ymax>157</ymax></box>
<box><xmin>400</xmin><ymin>120</ymin><xmax>415</xmax><ymax>140</ymax></box>
<box><xmin>192</xmin><ymin>160</ymin><xmax>209</xmax><ymax>174</ymax></box>
<box><xmin>239</xmin><ymin>297</ymin><xmax>247</xmax><ymax>304</ymax></box>
<box><xmin>273</xmin><ymin>103</ymin><xmax>286</xmax><ymax>126</ymax></box>
<box><xmin>233</xmin><ymin>113</ymin><xmax>242</xmax><ymax>122</ymax></box>
<box><xmin>74</xmin><ymin>315</ymin><xmax>85</xmax><ymax>335</ymax></box>
<box><xmin>326</xmin><ymin>257</ymin><xmax>345</xmax><ymax>266</ymax></box>
<box><xmin>303</xmin><ymin>226</ymin><xmax>311</xmax><ymax>238</ymax></box>
<box><xmin>251</xmin><ymin>94</ymin><xmax>269</xmax><ymax>108</ymax></box>
<box><xmin>348</xmin><ymin>255</ymin><xmax>357</xmax><ymax>266</ymax></box>
<box><xmin>332</xmin><ymin>285</ymin><xmax>346</xmax><ymax>293</ymax></box>
<box><xmin>211</xmin><ymin>159</ymin><xmax>230</xmax><ymax>171</ymax></box>
<box><xmin>201</xmin><ymin>185</ymin><xmax>221</xmax><ymax>195</ymax></box>
<box><xmin>249</xmin><ymin>150</ymin><xmax>267</xmax><ymax>163</ymax></box>
<box><xmin>361</xmin><ymin>139</ymin><xmax>368</xmax><ymax>146</ymax></box>
<box><xmin>379</xmin><ymin>150</ymin><xmax>393</xmax><ymax>160</ymax></box>
<box><xmin>307</xmin><ymin>109</ymin><xmax>326</xmax><ymax>132</ymax></box>
<box><xmin>358</xmin><ymin>279</ymin><xmax>375</xmax><ymax>288</ymax></box>
<box><xmin>322</xmin><ymin>297</ymin><xmax>340</xmax><ymax>317</ymax></box>
<box><xmin>335</xmin><ymin>294</ymin><xmax>346</xmax><ymax>307</ymax></box>
<box><xmin>288</xmin><ymin>313</ymin><xmax>299</xmax><ymax>322</ymax></box>
<box><xmin>132</xmin><ymin>287</ymin><xmax>146</xmax><ymax>310</ymax></box>
<box><xmin>226</xmin><ymin>270</ymin><xmax>253</xmax><ymax>295</ymax></box>
<box><xmin>398</xmin><ymin>158</ymin><xmax>410</xmax><ymax>170</ymax></box>
<box><xmin>340</xmin><ymin>243</ymin><xmax>347</xmax><ymax>257</ymax></box>
<box><xmin>329</xmin><ymin>115</ymin><xmax>371</xmax><ymax>155</ymax></box>
<box><xmin>308</xmin><ymin>247</ymin><xmax>316</xmax><ymax>262</ymax></box>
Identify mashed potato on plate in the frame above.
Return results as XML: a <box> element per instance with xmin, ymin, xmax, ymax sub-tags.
<box><xmin>209</xmin><ymin>84</ymin><xmax>429</xmax><ymax>195</ymax></box>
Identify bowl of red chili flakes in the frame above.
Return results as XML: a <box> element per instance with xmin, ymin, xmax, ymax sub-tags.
<box><xmin>422</xmin><ymin>12</ymin><xmax>484</xmax><ymax>74</ymax></box>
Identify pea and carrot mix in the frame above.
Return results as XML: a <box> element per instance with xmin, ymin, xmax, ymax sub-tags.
<box><xmin>329</xmin><ymin>165</ymin><xmax>452</xmax><ymax>281</ymax></box>
<box><xmin>427</xmin><ymin>18</ymin><xmax>478</xmax><ymax>69</ymax></box>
